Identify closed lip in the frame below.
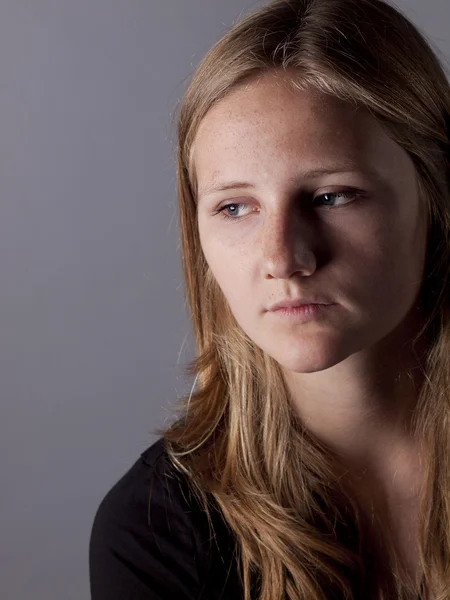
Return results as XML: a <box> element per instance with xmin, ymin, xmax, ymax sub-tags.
<box><xmin>268</xmin><ymin>299</ymin><xmax>332</xmax><ymax>311</ymax></box>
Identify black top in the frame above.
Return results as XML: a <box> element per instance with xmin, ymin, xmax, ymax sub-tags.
<box><xmin>90</xmin><ymin>439</ymin><xmax>429</xmax><ymax>600</ymax></box>
<box><xmin>89</xmin><ymin>437</ymin><xmax>244</xmax><ymax>600</ymax></box>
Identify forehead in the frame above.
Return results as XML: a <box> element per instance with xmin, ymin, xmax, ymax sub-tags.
<box><xmin>191</xmin><ymin>72</ymin><xmax>411</xmax><ymax>194</ymax></box>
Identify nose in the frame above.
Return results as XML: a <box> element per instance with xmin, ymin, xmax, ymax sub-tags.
<box><xmin>262</xmin><ymin>210</ymin><xmax>317</xmax><ymax>280</ymax></box>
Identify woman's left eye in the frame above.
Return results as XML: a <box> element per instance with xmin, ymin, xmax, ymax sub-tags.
<box><xmin>312</xmin><ymin>191</ymin><xmax>356</xmax><ymax>207</ymax></box>
<box><xmin>214</xmin><ymin>191</ymin><xmax>357</xmax><ymax>222</ymax></box>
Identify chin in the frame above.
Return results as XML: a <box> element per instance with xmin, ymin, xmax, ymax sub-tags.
<box><xmin>265</xmin><ymin>340</ymin><xmax>350</xmax><ymax>374</ymax></box>
<box><xmin>277</xmin><ymin>356</ymin><xmax>336</xmax><ymax>374</ymax></box>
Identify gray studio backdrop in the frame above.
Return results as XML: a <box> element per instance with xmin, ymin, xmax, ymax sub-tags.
<box><xmin>0</xmin><ymin>1</ymin><xmax>448</xmax><ymax>599</ymax></box>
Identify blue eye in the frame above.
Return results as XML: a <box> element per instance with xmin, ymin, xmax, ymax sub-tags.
<box><xmin>215</xmin><ymin>202</ymin><xmax>248</xmax><ymax>221</ymax></box>
<box><xmin>313</xmin><ymin>191</ymin><xmax>356</xmax><ymax>207</ymax></box>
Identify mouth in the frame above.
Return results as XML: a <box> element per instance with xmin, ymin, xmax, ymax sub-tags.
<box><xmin>268</xmin><ymin>298</ymin><xmax>333</xmax><ymax>311</ymax></box>
<box><xmin>268</xmin><ymin>303</ymin><xmax>335</xmax><ymax>323</ymax></box>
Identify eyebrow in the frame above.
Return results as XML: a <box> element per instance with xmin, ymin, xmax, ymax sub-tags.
<box><xmin>197</xmin><ymin>167</ymin><xmax>384</xmax><ymax>199</ymax></box>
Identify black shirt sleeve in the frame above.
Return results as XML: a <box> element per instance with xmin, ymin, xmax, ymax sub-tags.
<box><xmin>89</xmin><ymin>438</ymin><xmax>203</xmax><ymax>600</ymax></box>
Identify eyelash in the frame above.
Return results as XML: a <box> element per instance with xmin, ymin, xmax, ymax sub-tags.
<box><xmin>214</xmin><ymin>191</ymin><xmax>358</xmax><ymax>222</ymax></box>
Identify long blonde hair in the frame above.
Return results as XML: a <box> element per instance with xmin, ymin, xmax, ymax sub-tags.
<box><xmin>162</xmin><ymin>0</ymin><xmax>450</xmax><ymax>598</ymax></box>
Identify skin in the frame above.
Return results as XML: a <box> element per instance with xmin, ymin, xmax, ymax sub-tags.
<box><xmin>193</xmin><ymin>70</ymin><xmax>429</xmax><ymax>577</ymax></box>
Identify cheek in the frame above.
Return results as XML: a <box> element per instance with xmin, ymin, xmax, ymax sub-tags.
<box><xmin>201</xmin><ymin>238</ymin><xmax>255</xmax><ymax>311</ymax></box>
<box><xmin>211</xmin><ymin>259</ymin><xmax>251</xmax><ymax>303</ymax></box>
<box><xmin>343</xmin><ymin>217</ymin><xmax>426</xmax><ymax>320</ymax></box>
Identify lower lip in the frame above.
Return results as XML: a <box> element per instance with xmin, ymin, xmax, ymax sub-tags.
<box><xmin>270</xmin><ymin>303</ymin><xmax>334</xmax><ymax>323</ymax></box>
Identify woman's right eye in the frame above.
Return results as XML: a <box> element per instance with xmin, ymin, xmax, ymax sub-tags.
<box><xmin>215</xmin><ymin>202</ymin><xmax>249</xmax><ymax>222</ymax></box>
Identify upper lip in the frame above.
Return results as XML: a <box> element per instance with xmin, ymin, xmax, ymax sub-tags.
<box><xmin>268</xmin><ymin>298</ymin><xmax>331</xmax><ymax>311</ymax></box>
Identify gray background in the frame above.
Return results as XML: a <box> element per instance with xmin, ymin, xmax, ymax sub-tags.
<box><xmin>0</xmin><ymin>1</ymin><xmax>448</xmax><ymax>599</ymax></box>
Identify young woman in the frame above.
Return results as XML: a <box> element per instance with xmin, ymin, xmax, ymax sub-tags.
<box><xmin>89</xmin><ymin>0</ymin><xmax>450</xmax><ymax>598</ymax></box>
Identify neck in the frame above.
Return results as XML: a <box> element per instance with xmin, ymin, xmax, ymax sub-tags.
<box><xmin>282</xmin><ymin>308</ymin><xmax>428</xmax><ymax>474</ymax></box>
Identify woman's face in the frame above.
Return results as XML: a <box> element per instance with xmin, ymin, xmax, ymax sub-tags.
<box><xmin>193</xmin><ymin>71</ymin><xmax>428</xmax><ymax>373</ymax></box>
